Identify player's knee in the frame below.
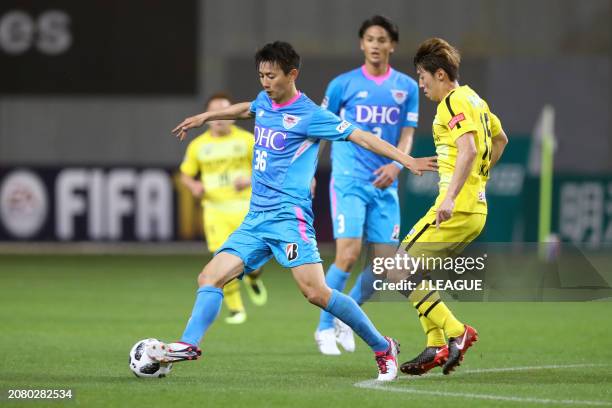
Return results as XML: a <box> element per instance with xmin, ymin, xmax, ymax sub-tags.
<box><xmin>335</xmin><ymin>250</ymin><xmax>360</xmax><ymax>271</ymax></box>
<box><xmin>303</xmin><ymin>287</ymin><xmax>327</xmax><ymax>307</ymax></box>
<box><xmin>197</xmin><ymin>267</ymin><xmax>223</xmax><ymax>288</ymax></box>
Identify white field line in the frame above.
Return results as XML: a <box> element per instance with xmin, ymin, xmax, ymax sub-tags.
<box><xmin>354</xmin><ymin>364</ymin><xmax>612</xmax><ymax>406</ymax></box>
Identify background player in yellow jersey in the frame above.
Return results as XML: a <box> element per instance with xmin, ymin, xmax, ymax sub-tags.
<box><xmin>396</xmin><ymin>38</ymin><xmax>508</xmax><ymax>375</ymax></box>
<box><xmin>180</xmin><ymin>92</ymin><xmax>267</xmax><ymax>325</ymax></box>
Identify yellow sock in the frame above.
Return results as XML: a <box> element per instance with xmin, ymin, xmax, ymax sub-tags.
<box><xmin>223</xmin><ymin>279</ymin><xmax>245</xmax><ymax>313</ymax></box>
<box><xmin>418</xmin><ymin>312</ymin><xmax>446</xmax><ymax>347</ymax></box>
<box><xmin>409</xmin><ymin>282</ymin><xmax>464</xmax><ymax>338</ymax></box>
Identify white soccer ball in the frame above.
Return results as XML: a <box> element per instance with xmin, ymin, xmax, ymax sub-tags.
<box><xmin>128</xmin><ymin>338</ymin><xmax>173</xmax><ymax>378</ymax></box>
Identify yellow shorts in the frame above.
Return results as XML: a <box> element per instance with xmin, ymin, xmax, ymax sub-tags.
<box><xmin>401</xmin><ymin>207</ymin><xmax>486</xmax><ymax>258</ymax></box>
<box><xmin>203</xmin><ymin>206</ymin><xmax>249</xmax><ymax>252</ymax></box>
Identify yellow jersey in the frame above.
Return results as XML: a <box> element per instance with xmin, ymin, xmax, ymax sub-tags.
<box><xmin>180</xmin><ymin>125</ymin><xmax>254</xmax><ymax>210</ymax></box>
<box><xmin>432</xmin><ymin>85</ymin><xmax>503</xmax><ymax>214</ymax></box>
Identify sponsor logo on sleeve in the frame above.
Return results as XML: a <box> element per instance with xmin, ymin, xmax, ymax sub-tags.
<box><xmin>407</xmin><ymin>112</ymin><xmax>418</xmax><ymax>123</ymax></box>
<box><xmin>391</xmin><ymin>89</ymin><xmax>407</xmax><ymax>104</ymax></box>
<box><xmin>448</xmin><ymin>113</ymin><xmax>465</xmax><ymax>129</ymax></box>
<box><xmin>282</xmin><ymin>113</ymin><xmax>301</xmax><ymax>130</ymax></box>
<box><xmin>336</xmin><ymin>120</ymin><xmax>351</xmax><ymax>133</ymax></box>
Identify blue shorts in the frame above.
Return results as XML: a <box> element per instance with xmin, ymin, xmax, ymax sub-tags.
<box><xmin>329</xmin><ymin>176</ymin><xmax>400</xmax><ymax>244</ymax></box>
<box><xmin>216</xmin><ymin>204</ymin><xmax>322</xmax><ymax>274</ymax></box>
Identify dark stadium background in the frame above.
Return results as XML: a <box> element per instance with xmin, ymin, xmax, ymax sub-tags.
<box><xmin>0</xmin><ymin>0</ymin><xmax>610</xmax><ymax>247</ymax></box>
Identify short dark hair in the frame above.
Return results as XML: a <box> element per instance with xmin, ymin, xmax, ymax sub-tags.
<box><xmin>413</xmin><ymin>38</ymin><xmax>461</xmax><ymax>82</ymax></box>
<box><xmin>205</xmin><ymin>92</ymin><xmax>232</xmax><ymax>109</ymax></box>
<box><xmin>358</xmin><ymin>15</ymin><xmax>399</xmax><ymax>42</ymax></box>
<box><xmin>254</xmin><ymin>41</ymin><xmax>301</xmax><ymax>75</ymax></box>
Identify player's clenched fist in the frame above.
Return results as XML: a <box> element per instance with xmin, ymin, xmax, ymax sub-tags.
<box><xmin>435</xmin><ymin>196</ymin><xmax>455</xmax><ymax>227</ymax></box>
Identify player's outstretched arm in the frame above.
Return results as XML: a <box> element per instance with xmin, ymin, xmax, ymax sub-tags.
<box><xmin>347</xmin><ymin>128</ymin><xmax>437</xmax><ymax>176</ymax></box>
<box><xmin>490</xmin><ymin>129</ymin><xmax>508</xmax><ymax>168</ymax></box>
<box><xmin>172</xmin><ymin>102</ymin><xmax>253</xmax><ymax>141</ymax></box>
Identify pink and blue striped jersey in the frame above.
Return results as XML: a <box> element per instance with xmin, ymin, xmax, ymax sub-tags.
<box><xmin>322</xmin><ymin>65</ymin><xmax>419</xmax><ymax>183</ymax></box>
<box><xmin>248</xmin><ymin>90</ymin><xmax>356</xmax><ymax>211</ymax></box>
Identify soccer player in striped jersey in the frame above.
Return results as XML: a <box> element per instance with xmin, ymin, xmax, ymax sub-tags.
<box><xmin>316</xmin><ymin>15</ymin><xmax>419</xmax><ymax>355</ymax></box>
<box><xmin>179</xmin><ymin>92</ymin><xmax>268</xmax><ymax>325</ymax></box>
<box><xmin>398</xmin><ymin>38</ymin><xmax>508</xmax><ymax>376</ymax></box>
<box><xmin>165</xmin><ymin>41</ymin><xmax>437</xmax><ymax>381</ymax></box>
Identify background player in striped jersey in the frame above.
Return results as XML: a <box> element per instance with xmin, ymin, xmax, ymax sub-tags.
<box><xmin>397</xmin><ymin>38</ymin><xmax>508</xmax><ymax>376</ymax></box>
<box><xmin>165</xmin><ymin>41</ymin><xmax>437</xmax><ymax>381</ymax></box>
<box><xmin>315</xmin><ymin>15</ymin><xmax>419</xmax><ymax>355</ymax></box>
<box><xmin>179</xmin><ymin>92</ymin><xmax>267</xmax><ymax>325</ymax></box>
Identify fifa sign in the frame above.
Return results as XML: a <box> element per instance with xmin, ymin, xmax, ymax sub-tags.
<box><xmin>355</xmin><ymin>105</ymin><xmax>400</xmax><ymax>125</ymax></box>
<box><xmin>55</xmin><ymin>169</ymin><xmax>172</xmax><ymax>240</ymax></box>
<box><xmin>0</xmin><ymin>167</ymin><xmax>178</xmax><ymax>241</ymax></box>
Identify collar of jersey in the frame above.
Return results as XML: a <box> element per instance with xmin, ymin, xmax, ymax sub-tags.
<box><xmin>361</xmin><ymin>64</ymin><xmax>392</xmax><ymax>85</ymax></box>
<box><xmin>271</xmin><ymin>91</ymin><xmax>302</xmax><ymax>110</ymax></box>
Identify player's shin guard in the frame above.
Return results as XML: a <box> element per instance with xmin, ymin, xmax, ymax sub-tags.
<box><xmin>180</xmin><ymin>286</ymin><xmax>223</xmax><ymax>346</ymax></box>
<box><xmin>223</xmin><ymin>279</ymin><xmax>245</xmax><ymax>313</ymax></box>
<box><xmin>410</xmin><ymin>284</ymin><xmax>464</xmax><ymax>338</ymax></box>
<box><xmin>317</xmin><ymin>264</ymin><xmax>351</xmax><ymax>331</ymax></box>
<box><xmin>418</xmin><ymin>312</ymin><xmax>446</xmax><ymax>347</ymax></box>
<box><xmin>348</xmin><ymin>265</ymin><xmax>376</xmax><ymax>305</ymax></box>
<box><xmin>325</xmin><ymin>289</ymin><xmax>388</xmax><ymax>352</ymax></box>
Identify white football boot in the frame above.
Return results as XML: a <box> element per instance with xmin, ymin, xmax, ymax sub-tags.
<box><xmin>156</xmin><ymin>342</ymin><xmax>202</xmax><ymax>363</ymax></box>
<box><xmin>314</xmin><ymin>328</ymin><xmax>341</xmax><ymax>355</ymax></box>
<box><xmin>334</xmin><ymin>318</ymin><xmax>355</xmax><ymax>352</ymax></box>
<box><xmin>375</xmin><ymin>337</ymin><xmax>400</xmax><ymax>381</ymax></box>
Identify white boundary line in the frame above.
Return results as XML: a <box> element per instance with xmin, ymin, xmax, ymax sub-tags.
<box><xmin>354</xmin><ymin>364</ymin><xmax>612</xmax><ymax>406</ymax></box>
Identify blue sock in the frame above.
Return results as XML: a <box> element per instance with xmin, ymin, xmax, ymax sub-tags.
<box><xmin>180</xmin><ymin>285</ymin><xmax>223</xmax><ymax>346</ymax></box>
<box><xmin>348</xmin><ymin>265</ymin><xmax>376</xmax><ymax>305</ymax></box>
<box><xmin>325</xmin><ymin>289</ymin><xmax>389</xmax><ymax>352</ymax></box>
<box><xmin>317</xmin><ymin>264</ymin><xmax>351</xmax><ymax>331</ymax></box>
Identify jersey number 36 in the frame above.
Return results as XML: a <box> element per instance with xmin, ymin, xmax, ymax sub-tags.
<box><xmin>255</xmin><ymin>149</ymin><xmax>267</xmax><ymax>171</ymax></box>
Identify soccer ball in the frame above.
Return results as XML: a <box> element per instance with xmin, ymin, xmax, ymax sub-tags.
<box><xmin>128</xmin><ymin>338</ymin><xmax>173</xmax><ymax>378</ymax></box>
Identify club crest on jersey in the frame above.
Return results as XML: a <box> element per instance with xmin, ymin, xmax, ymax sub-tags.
<box><xmin>391</xmin><ymin>89</ymin><xmax>407</xmax><ymax>104</ymax></box>
<box><xmin>282</xmin><ymin>114</ymin><xmax>301</xmax><ymax>130</ymax></box>
<box><xmin>285</xmin><ymin>243</ymin><xmax>299</xmax><ymax>261</ymax></box>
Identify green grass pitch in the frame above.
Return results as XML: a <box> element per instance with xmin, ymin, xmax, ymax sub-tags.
<box><xmin>1</xmin><ymin>254</ymin><xmax>611</xmax><ymax>407</ymax></box>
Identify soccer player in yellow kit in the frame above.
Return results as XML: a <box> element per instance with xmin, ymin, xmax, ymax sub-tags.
<box><xmin>180</xmin><ymin>92</ymin><xmax>267</xmax><ymax>325</ymax></box>
<box><xmin>397</xmin><ymin>38</ymin><xmax>508</xmax><ymax>375</ymax></box>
